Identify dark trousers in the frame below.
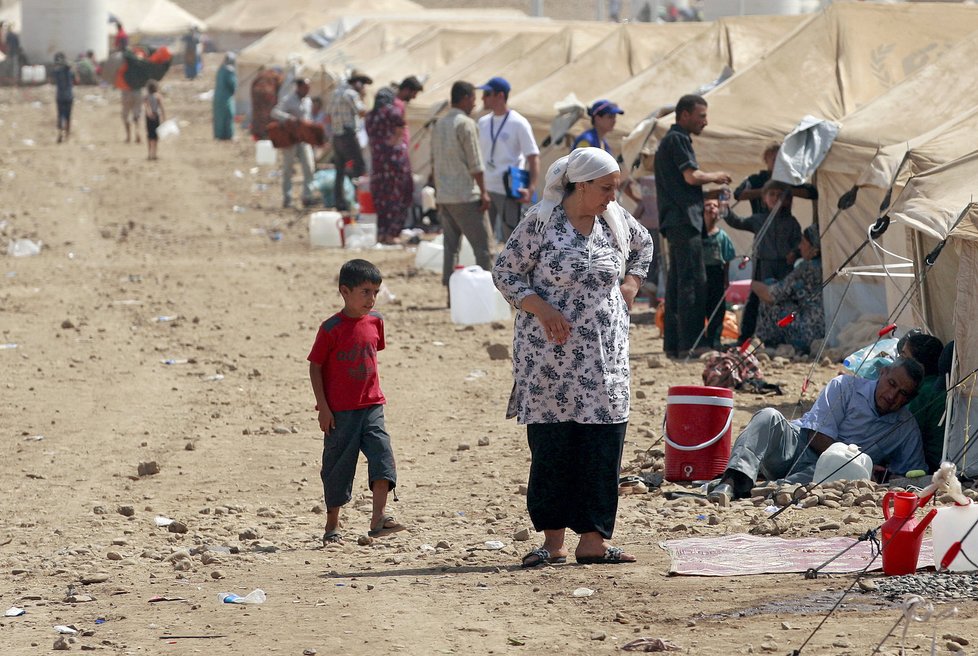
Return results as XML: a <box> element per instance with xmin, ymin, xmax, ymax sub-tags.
<box><xmin>332</xmin><ymin>129</ymin><xmax>365</xmax><ymax>211</ymax></box>
<box><xmin>704</xmin><ymin>264</ymin><xmax>726</xmax><ymax>349</ymax></box>
<box><xmin>663</xmin><ymin>224</ymin><xmax>706</xmax><ymax>355</ymax></box>
<box><xmin>740</xmin><ymin>258</ymin><xmax>793</xmax><ymax>340</ymax></box>
<box><xmin>526</xmin><ymin>421</ymin><xmax>627</xmax><ymax>539</ymax></box>
<box><xmin>320</xmin><ymin>405</ymin><xmax>397</xmax><ymax>509</ymax></box>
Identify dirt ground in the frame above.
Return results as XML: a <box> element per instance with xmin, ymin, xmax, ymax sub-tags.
<box><xmin>1</xmin><ymin>59</ymin><xmax>975</xmax><ymax>656</ymax></box>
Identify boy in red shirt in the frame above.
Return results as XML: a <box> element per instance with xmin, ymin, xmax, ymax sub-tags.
<box><xmin>308</xmin><ymin>259</ymin><xmax>405</xmax><ymax>545</ymax></box>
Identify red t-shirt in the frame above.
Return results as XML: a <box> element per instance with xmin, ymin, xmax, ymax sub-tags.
<box><xmin>307</xmin><ymin>311</ymin><xmax>386</xmax><ymax>412</ymax></box>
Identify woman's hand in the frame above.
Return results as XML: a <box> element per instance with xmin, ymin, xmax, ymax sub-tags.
<box><xmin>751</xmin><ymin>280</ymin><xmax>774</xmax><ymax>304</ymax></box>
<box><xmin>620</xmin><ymin>274</ymin><xmax>642</xmax><ymax>311</ymax></box>
<box><xmin>521</xmin><ymin>294</ymin><xmax>572</xmax><ymax>344</ymax></box>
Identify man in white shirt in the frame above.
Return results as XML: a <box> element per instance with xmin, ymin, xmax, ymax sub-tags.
<box><xmin>476</xmin><ymin>77</ymin><xmax>540</xmax><ymax>243</ymax></box>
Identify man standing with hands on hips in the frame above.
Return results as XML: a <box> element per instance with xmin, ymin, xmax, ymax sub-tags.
<box><xmin>654</xmin><ymin>94</ymin><xmax>732</xmax><ymax>359</ymax></box>
<box><xmin>477</xmin><ymin>77</ymin><xmax>540</xmax><ymax>243</ymax></box>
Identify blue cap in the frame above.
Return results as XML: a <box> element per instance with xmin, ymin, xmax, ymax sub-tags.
<box><xmin>478</xmin><ymin>76</ymin><xmax>511</xmax><ymax>94</ymax></box>
<box><xmin>589</xmin><ymin>99</ymin><xmax>624</xmax><ymax>116</ymax></box>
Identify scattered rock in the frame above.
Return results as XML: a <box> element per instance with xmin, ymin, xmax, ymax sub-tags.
<box><xmin>167</xmin><ymin>521</ymin><xmax>188</xmax><ymax>534</ymax></box>
<box><xmin>357</xmin><ymin>535</ymin><xmax>373</xmax><ymax>546</ymax></box>
<box><xmin>272</xmin><ymin>425</ymin><xmax>291</xmax><ymax>434</ymax></box>
<box><xmin>210</xmin><ymin>570</ymin><xmax>225</xmax><ymax>579</ymax></box>
<box><xmin>436</xmin><ymin>540</ymin><xmax>451</xmax><ymax>550</ymax></box>
<box><xmin>477</xmin><ymin>436</ymin><xmax>490</xmax><ymax>447</ymax></box>
<box><xmin>647</xmin><ymin>356</ymin><xmax>664</xmax><ymax>368</ymax></box>
<box><xmin>486</xmin><ymin>343</ymin><xmax>509</xmax><ymax>360</ymax></box>
<box><xmin>117</xmin><ymin>505</ymin><xmax>135</xmax><ymax>517</ymax></box>
<box><xmin>517</xmin><ymin>484</ymin><xmax>528</xmax><ymax>496</ymax></box>
<box><xmin>590</xmin><ymin>631</ymin><xmax>607</xmax><ymax>641</ymax></box>
<box><xmin>106</xmin><ymin>552</ymin><xmax>123</xmax><ymax>561</ymax></box>
<box><xmin>635</xmin><ymin>390</ymin><xmax>647</xmax><ymax>399</ymax></box>
<box><xmin>79</xmin><ymin>573</ymin><xmax>109</xmax><ymax>584</ymax></box>
<box><xmin>137</xmin><ymin>461</ymin><xmax>160</xmax><ymax>477</ymax></box>
<box><xmin>513</xmin><ymin>528</ymin><xmax>530</xmax><ymax>542</ymax></box>
<box><xmin>457</xmin><ymin>443</ymin><xmax>470</xmax><ymax>451</ymax></box>
<box><xmin>60</xmin><ymin>318</ymin><xmax>75</xmax><ymax>330</ymax></box>
<box><xmin>65</xmin><ymin>594</ymin><xmax>96</xmax><ymax>603</ymax></box>
<box><xmin>53</xmin><ymin>636</ymin><xmax>70</xmax><ymax>650</ymax></box>
<box><xmin>184</xmin><ymin>441</ymin><xmax>196</xmax><ymax>451</ymax></box>
<box><xmin>238</xmin><ymin>527</ymin><xmax>262</xmax><ymax>540</ymax></box>
<box><xmin>944</xmin><ymin>634</ymin><xmax>969</xmax><ymax>646</ymax></box>
<box><xmin>858</xmin><ymin>579</ymin><xmax>878</xmax><ymax>591</ymax></box>
<box><xmin>818</xmin><ymin>522</ymin><xmax>841</xmax><ymax>531</ymax></box>
<box><xmin>303</xmin><ymin>650</ymin><xmax>317</xmax><ymax>656</ymax></box>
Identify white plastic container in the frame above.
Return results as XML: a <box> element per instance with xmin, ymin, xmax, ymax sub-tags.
<box><xmin>415</xmin><ymin>234</ymin><xmax>476</xmax><ymax>273</ymax></box>
<box><xmin>357</xmin><ymin>213</ymin><xmax>377</xmax><ymax>225</ymax></box>
<box><xmin>449</xmin><ymin>265</ymin><xmax>511</xmax><ymax>325</ymax></box>
<box><xmin>343</xmin><ymin>222</ymin><xmax>377</xmax><ymax>249</ymax></box>
<box><xmin>931</xmin><ymin>501</ymin><xmax>978</xmax><ymax>572</ymax></box>
<box><xmin>812</xmin><ymin>442</ymin><xmax>872</xmax><ymax>484</ymax></box>
<box><xmin>308</xmin><ymin>211</ymin><xmax>343</xmax><ymax>248</ymax></box>
<box><xmin>156</xmin><ymin>119</ymin><xmax>180</xmax><ymax>140</ymax></box>
<box><xmin>255</xmin><ymin>139</ymin><xmax>276</xmax><ymax>166</ymax></box>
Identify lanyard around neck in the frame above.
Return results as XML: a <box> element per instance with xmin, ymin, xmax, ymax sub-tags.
<box><xmin>488</xmin><ymin>110</ymin><xmax>510</xmax><ymax>164</ymax></box>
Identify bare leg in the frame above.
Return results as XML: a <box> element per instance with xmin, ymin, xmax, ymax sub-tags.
<box><xmin>575</xmin><ymin>530</ymin><xmax>636</xmax><ymax>562</ymax></box>
<box><xmin>370</xmin><ymin>480</ymin><xmax>390</xmax><ymax>529</ymax></box>
<box><xmin>324</xmin><ymin>506</ymin><xmax>340</xmax><ymax>534</ymax></box>
<box><xmin>541</xmin><ymin>528</ymin><xmax>569</xmax><ymax>559</ymax></box>
<box><xmin>124</xmin><ymin>119</ymin><xmax>131</xmax><ymax>143</ymax></box>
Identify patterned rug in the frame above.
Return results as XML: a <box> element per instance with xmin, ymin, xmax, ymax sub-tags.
<box><xmin>660</xmin><ymin>533</ymin><xmax>935</xmax><ymax>576</ymax></box>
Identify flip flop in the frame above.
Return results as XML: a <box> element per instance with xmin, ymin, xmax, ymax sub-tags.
<box><xmin>520</xmin><ymin>547</ymin><xmax>567</xmax><ymax>568</ymax></box>
<box><xmin>575</xmin><ymin>546</ymin><xmax>636</xmax><ymax>565</ymax></box>
<box><xmin>322</xmin><ymin>529</ymin><xmax>343</xmax><ymax>546</ymax></box>
<box><xmin>368</xmin><ymin>515</ymin><xmax>406</xmax><ymax>538</ymax></box>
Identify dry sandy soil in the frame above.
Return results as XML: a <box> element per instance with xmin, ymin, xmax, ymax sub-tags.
<box><xmin>1</xmin><ymin>57</ymin><xmax>975</xmax><ymax>656</ymax></box>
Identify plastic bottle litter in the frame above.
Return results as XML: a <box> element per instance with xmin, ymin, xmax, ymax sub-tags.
<box><xmin>7</xmin><ymin>238</ymin><xmax>42</xmax><ymax>257</ymax></box>
<box><xmin>153</xmin><ymin>515</ymin><xmax>174</xmax><ymax>527</ymax></box>
<box><xmin>0</xmin><ymin>343</ymin><xmax>18</xmax><ymax>350</ymax></box>
<box><xmin>203</xmin><ymin>374</ymin><xmax>225</xmax><ymax>382</ymax></box>
<box><xmin>4</xmin><ymin>607</ymin><xmax>25</xmax><ymax>617</ymax></box>
<box><xmin>160</xmin><ymin>358</ymin><xmax>189</xmax><ymax>365</ymax></box>
<box><xmin>217</xmin><ymin>589</ymin><xmax>266</xmax><ymax>605</ymax></box>
<box><xmin>53</xmin><ymin>625</ymin><xmax>77</xmax><ymax>634</ymax></box>
<box><xmin>154</xmin><ymin>315</ymin><xmax>177</xmax><ymax>322</ymax></box>
<box><xmin>484</xmin><ymin>540</ymin><xmax>505</xmax><ymax>550</ymax></box>
<box><xmin>572</xmin><ymin>588</ymin><xmax>594</xmax><ymax>598</ymax></box>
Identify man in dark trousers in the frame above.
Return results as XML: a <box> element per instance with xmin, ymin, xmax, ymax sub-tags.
<box><xmin>654</xmin><ymin>94</ymin><xmax>732</xmax><ymax>358</ymax></box>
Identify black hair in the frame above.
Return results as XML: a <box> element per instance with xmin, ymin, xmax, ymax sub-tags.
<box><xmin>399</xmin><ymin>76</ymin><xmax>423</xmax><ymax>92</ymax></box>
<box><xmin>890</xmin><ymin>357</ymin><xmax>925</xmax><ymax>390</ymax></box>
<box><xmin>675</xmin><ymin>94</ymin><xmax>707</xmax><ymax>117</ymax></box>
<box><xmin>451</xmin><ymin>81</ymin><xmax>474</xmax><ymax>106</ymax></box>
<box><xmin>146</xmin><ymin>80</ymin><xmax>159</xmax><ymax>93</ymax></box>
<box><xmin>339</xmin><ymin>259</ymin><xmax>382</xmax><ymax>289</ymax></box>
<box><xmin>903</xmin><ymin>334</ymin><xmax>943</xmax><ymax>377</ymax></box>
<box><xmin>895</xmin><ymin>327</ymin><xmax>924</xmax><ymax>356</ymax></box>
<box><xmin>564</xmin><ymin>181</ymin><xmax>576</xmax><ymax>196</ymax></box>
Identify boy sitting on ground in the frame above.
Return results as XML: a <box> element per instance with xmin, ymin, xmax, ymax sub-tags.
<box><xmin>308</xmin><ymin>259</ymin><xmax>406</xmax><ymax>545</ymax></box>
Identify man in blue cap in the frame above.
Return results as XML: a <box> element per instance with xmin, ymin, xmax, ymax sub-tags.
<box><xmin>571</xmin><ymin>99</ymin><xmax>623</xmax><ymax>154</ymax></box>
<box><xmin>477</xmin><ymin>76</ymin><xmax>540</xmax><ymax>243</ymax></box>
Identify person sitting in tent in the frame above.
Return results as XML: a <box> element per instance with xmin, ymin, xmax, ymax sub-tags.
<box><xmin>212</xmin><ymin>53</ymin><xmax>237</xmax><ymax>140</ymax></box>
<box><xmin>708</xmin><ymin>358</ymin><xmax>927</xmax><ymax>505</ymax></box>
<box><xmin>898</xmin><ymin>332</ymin><xmax>946</xmax><ymax>472</ymax></box>
<box><xmin>751</xmin><ymin>223</ymin><xmax>824</xmax><ymax>354</ymax></box>
<box><xmin>571</xmin><ymin>99</ymin><xmax>623</xmax><ymax>154</ymax></box>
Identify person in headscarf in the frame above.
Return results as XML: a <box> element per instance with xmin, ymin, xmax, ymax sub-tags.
<box><xmin>364</xmin><ymin>79</ymin><xmax>421</xmax><ymax>243</ymax></box>
<box><xmin>492</xmin><ymin>147</ymin><xmax>653</xmax><ymax>568</ymax></box>
<box><xmin>213</xmin><ymin>52</ymin><xmax>237</xmax><ymax>140</ymax></box>
<box><xmin>752</xmin><ymin>223</ymin><xmax>824</xmax><ymax>354</ymax></box>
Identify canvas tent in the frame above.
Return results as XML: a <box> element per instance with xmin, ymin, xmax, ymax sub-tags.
<box><xmin>885</xmin><ymin>152</ymin><xmax>978</xmax><ymax>475</ymax></box>
<box><xmin>632</xmin><ymin>2</ymin><xmax>978</xmax><ymax>345</ymax></box>
<box><xmin>0</xmin><ymin>0</ymin><xmax>206</xmax><ymax>41</ymax></box>
<box><xmin>205</xmin><ymin>0</ymin><xmax>425</xmax><ymax>51</ymax></box>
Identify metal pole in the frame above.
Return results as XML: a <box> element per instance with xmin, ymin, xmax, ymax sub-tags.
<box><xmin>530</xmin><ymin>0</ymin><xmax>544</xmax><ymax>17</ymax></box>
<box><xmin>595</xmin><ymin>0</ymin><xmax>605</xmax><ymax>21</ymax></box>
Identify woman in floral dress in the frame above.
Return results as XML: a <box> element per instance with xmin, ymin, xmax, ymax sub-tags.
<box><xmin>492</xmin><ymin>148</ymin><xmax>653</xmax><ymax>568</ymax></box>
<box><xmin>365</xmin><ymin>89</ymin><xmax>414</xmax><ymax>244</ymax></box>
<box><xmin>752</xmin><ymin>224</ymin><xmax>824</xmax><ymax>354</ymax></box>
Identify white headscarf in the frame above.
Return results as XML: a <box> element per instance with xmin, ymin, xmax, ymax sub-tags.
<box><xmin>527</xmin><ymin>147</ymin><xmax>630</xmax><ymax>261</ymax></box>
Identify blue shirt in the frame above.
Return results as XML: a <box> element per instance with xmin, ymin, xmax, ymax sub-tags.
<box><xmin>571</xmin><ymin>128</ymin><xmax>611</xmax><ymax>154</ymax></box>
<box><xmin>795</xmin><ymin>374</ymin><xmax>926</xmax><ymax>475</ymax></box>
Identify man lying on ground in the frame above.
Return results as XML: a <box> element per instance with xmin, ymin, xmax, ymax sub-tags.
<box><xmin>708</xmin><ymin>358</ymin><xmax>927</xmax><ymax>504</ymax></box>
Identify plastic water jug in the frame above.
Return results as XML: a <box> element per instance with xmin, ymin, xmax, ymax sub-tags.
<box><xmin>358</xmin><ymin>213</ymin><xmax>377</xmax><ymax>225</ymax></box>
<box><xmin>255</xmin><ymin>140</ymin><xmax>276</xmax><ymax>166</ymax></box>
<box><xmin>449</xmin><ymin>266</ymin><xmax>510</xmax><ymax>325</ymax></box>
<box><xmin>812</xmin><ymin>443</ymin><xmax>873</xmax><ymax>484</ymax></box>
<box><xmin>414</xmin><ymin>235</ymin><xmax>476</xmax><ymax>273</ymax></box>
<box><xmin>343</xmin><ymin>222</ymin><xmax>377</xmax><ymax>249</ymax></box>
<box><xmin>156</xmin><ymin>119</ymin><xmax>180</xmax><ymax>140</ymax></box>
<box><xmin>881</xmin><ymin>491</ymin><xmax>936</xmax><ymax>576</ymax></box>
<box><xmin>931</xmin><ymin>501</ymin><xmax>978</xmax><ymax>572</ymax></box>
<box><xmin>308</xmin><ymin>211</ymin><xmax>344</xmax><ymax>248</ymax></box>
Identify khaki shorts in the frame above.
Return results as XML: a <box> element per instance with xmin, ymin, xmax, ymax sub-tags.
<box><xmin>121</xmin><ymin>89</ymin><xmax>142</xmax><ymax>122</ymax></box>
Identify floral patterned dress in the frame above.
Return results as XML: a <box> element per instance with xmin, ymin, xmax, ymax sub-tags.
<box><xmin>756</xmin><ymin>257</ymin><xmax>824</xmax><ymax>354</ymax></box>
<box><xmin>492</xmin><ymin>205</ymin><xmax>653</xmax><ymax>424</ymax></box>
<box><xmin>365</xmin><ymin>103</ymin><xmax>414</xmax><ymax>242</ymax></box>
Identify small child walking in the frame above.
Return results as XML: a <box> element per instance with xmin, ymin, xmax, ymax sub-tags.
<box><xmin>307</xmin><ymin>259</ymin><xmax>405</xmax><ymax>546</ymax></box>
<box><xmin>143</xmin><ymin>80</ymin><xmax>165</xmax><ymax>160</ymax></box>
<box><xmin>52</xmin><ymin>52</ymin><xmax>77</xmax><ymax>143</ymax></box>
<box><xmin>702</xmin><ymin>198</ymin><xmax>737</xmax><ymax>349</ymax></box>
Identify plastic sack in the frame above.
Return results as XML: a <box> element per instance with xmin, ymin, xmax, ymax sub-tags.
<box><xmin>312</xmin><ymin>169</ymin><xmax>356</xmax><ymax>210</ymax></box>
<box><xmin>842</xmin><ymin>337</ymin><xmax>899</xmax><ymax>380</ymax></box>
<box><xmin>7</xmin><ymin>238</ymin><xmax>42</xmax><ymax>257</ymax></box>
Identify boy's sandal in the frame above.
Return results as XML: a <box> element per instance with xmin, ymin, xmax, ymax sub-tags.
<box><xmin>322</xmin><ymin>530</ymin><xmax>343</xmax><ymax>546</ymax></box>
<box><xmin>368</xmin><ymin>515</ymin><xmax>406</xmax><ymax>538</ymax></box>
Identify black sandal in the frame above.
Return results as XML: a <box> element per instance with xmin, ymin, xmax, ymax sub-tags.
<box><xmin>520</xmin><ymin>547</ymin><xmax>567</xmax><ymax>568</ymax></box>
<box><xmin>575</xmin><ymin>546</ymin><xmax>636</xmax><ymax>565</ymax></box>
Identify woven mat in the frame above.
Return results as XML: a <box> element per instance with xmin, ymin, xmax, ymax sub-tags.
<box><xmin>660</xmin><ymin>533</ymin><xmax>934</xmax><ymax>576</ymax></box>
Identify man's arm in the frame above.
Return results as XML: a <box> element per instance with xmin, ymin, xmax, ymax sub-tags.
<box><xmin>472</xmin><ymin>171</ymin><xmax>490</xmax><ymax>212</ymax></box>
<box><xmin>520</xmin><ymin>153</ymin><xmax>540</xmax><ymax>204</ymax></box>
<box><xmin>270</xmin><ymin>96</ymin><xmax>294</xmax><ymax>122</ymax></box>
<box><xmin>682</xmin><ymin>167</ymin><xmax>732</xmax><ymax>187</ymax></box>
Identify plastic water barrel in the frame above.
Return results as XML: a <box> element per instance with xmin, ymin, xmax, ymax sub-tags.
<box><xmin>664</xmin><ymin>385</ymin><xmax>734</xmax><ymax>482</ymax></box>
<box><xmin>308</xmin><ymin>211</ymin><xmax>344</xmax><ymax>248</ymax></box>
<box><xmin>343</xmin><ymin>222</ymin><xmax>377</xmax><ymax>249</ymax></box>
<box><xmin>449</xmin><ymin>266</ymin><xmax>511</xmax><ymax>325</ymax></box>
<box><xmin>255</xmin><ymin>140</ymin><xmax>276</xmax><ymax>166</ymax></box>
<box><xmin>812</xmin><ymin>442</ymin><xmax>872</xmax><ymax>484</ymax></box>
<box><xmin>931</xmin><ymin>501</ymin><xmax>978</xmax><ymax>572</ymax></box>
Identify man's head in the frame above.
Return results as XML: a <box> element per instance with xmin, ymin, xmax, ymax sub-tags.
<box><xmin>479</xmin><ymin>76</ymin><xmax>511</xmax><ymax>113</ymax></box>
<box><xmin>762</xmin><ymin>179</ymin><xmax>792</xmax><ymax>211</ymax></box>
<box><xmin>397</xmin><ymin>75</ymin><xmax>424</xmax><ymax>103</ymax></box>
<box><xmin>348</xmin><ymin>69</ymin><xmax>373</xmax><ymax>92</ymax></box>
<box><xmin>295</xmin><ymin>77</ymin><xmax>310</xmax><ymax>98</ymax></box>
<box><xmin>339</xmin><ymin>259</ymin><xmax>383</xmax><ymax>319</ymax></box>
<box><xmin>451</xmin><ymin>81</ymin><xmax>476</xmax><ymax>115</ymax></box>
<box><xmin>899</xmin><ymin>333</ymin><xmax>944</xmax><ymax>377</ymax></box>
<box><xmin>874</xmin><ymin>358</ymin><xmax>924</xmax><ymax>415</ymax></box>
<box><xmin>675</xmin><ymin>94</ymin><xmax>708</xmax><ymax>135</ymax></box>
<box><xmin>763</xmin><ymin>142</ymin><xmax>780</xmax><ymax>171</ymax></box>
